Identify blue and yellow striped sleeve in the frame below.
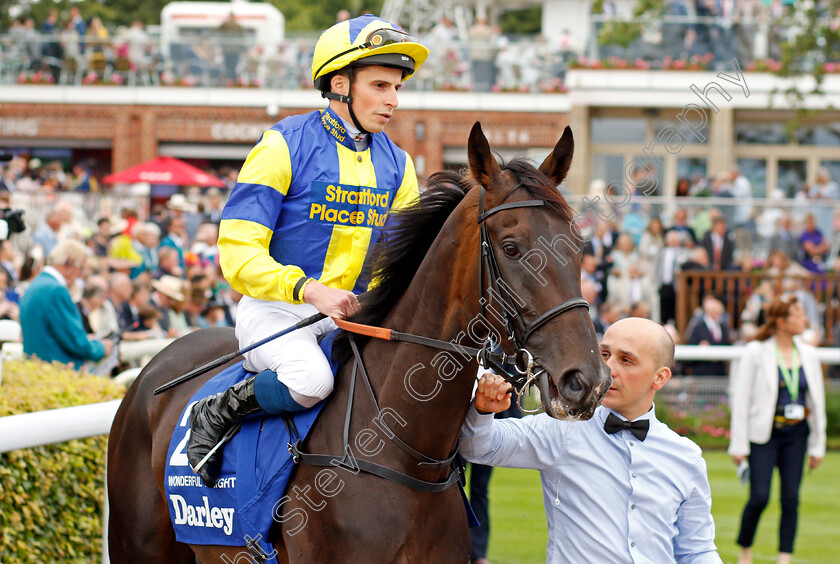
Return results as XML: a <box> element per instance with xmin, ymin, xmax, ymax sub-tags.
<box><xmin>218</xmin><ymin>130</ymin><xmax>305</xmax><ymax>304</ymax></box>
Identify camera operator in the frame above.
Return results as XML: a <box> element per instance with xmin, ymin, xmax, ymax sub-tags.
<box><xmin>0</xmin><ymin>208</ymin><xmax>26</xmax><ymax>241</ymax></box>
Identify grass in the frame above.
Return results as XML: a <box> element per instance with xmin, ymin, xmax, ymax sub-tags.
<box><xmin>475</xmin><ymin>451</ymin><xmax>840</xmax><ymax>564</ymax></box>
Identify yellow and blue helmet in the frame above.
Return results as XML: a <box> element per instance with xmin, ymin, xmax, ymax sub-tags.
<box><xmin>312</xmin><ymin>15</ymin><xmax>429</xmax><ymax>92</ymax></box>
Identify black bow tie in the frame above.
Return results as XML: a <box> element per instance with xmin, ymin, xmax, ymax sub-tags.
<box><xmin>604</xmin><ymin>412</ymin><xmax>650</xmax><ymax>441</ymax></box>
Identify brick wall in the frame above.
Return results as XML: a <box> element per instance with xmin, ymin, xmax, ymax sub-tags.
<box><xmin>0</xmin><ymin>102</ymin><xmax>568</xmax><ymax>178</ymax></box>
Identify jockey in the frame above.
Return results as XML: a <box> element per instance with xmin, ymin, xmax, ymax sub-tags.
<box><xmin>187</xmin><ymin>15</ymin><xmax>428</xmax><ymax>487</ymax></box>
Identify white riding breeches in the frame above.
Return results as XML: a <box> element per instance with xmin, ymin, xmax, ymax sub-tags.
<box><xmin>234</xmin><ymin>296</ymin><xmax>337</xmax><ymax>407</ymax></box>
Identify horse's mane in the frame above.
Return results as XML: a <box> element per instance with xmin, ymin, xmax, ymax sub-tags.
<box><xmin>350</xmin><ymin>170</ymin><xmax>470</xmax><ymax>325</ymax></box>
<box><xmin>332</xmin><ymin>157</ymin><xmax>573</xmax><ymax>364</ymax></box>
<box><xmin>498</xmin><ymin>157</ymin><xmax>574</xmax><ymax>223</ymax></box>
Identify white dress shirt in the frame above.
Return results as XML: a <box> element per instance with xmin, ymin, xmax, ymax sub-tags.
<box><xmin>460</xmin><ymin>405</ymin><xmax>722</xmax><ymax>564</ymax></box>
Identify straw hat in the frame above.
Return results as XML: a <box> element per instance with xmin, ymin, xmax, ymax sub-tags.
<box><xmin>168</xmin><ymin>193</ymin><xmax>197</xmax><ymax>213</ymax></box>
<box><xmin>151</xmin><ymin>275</ymin><xmax>185</xmax><ymax>302</ymax></box>
<box><xmin>109</xmin><ymin>216</ymin><xmax>129</xmax><ymax>236</ymax></box>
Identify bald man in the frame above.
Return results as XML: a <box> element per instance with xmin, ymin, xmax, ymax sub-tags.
<box><xmin>460</xmin><ymin>318</ymin><xmax>723</xmax><ymax>564</ymax></box>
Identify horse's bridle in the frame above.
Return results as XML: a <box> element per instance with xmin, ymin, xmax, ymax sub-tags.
<box><xmin>476</xmin><ymin>187</ymin><xmax>589</xmax><ymax>404</ymax></box>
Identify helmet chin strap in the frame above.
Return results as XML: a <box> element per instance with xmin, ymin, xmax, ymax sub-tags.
<box><xmin>321</xmin><ymin>67</ymin><xmax>369</xmax><ymax>135</ymax></box>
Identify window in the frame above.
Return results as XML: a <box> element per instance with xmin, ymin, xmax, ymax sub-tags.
<box><xmin>676</xmin><ymin>157</ymin><xmax>707</xmax><ymax>193</ymax></box>
<box><xmin>591</xmin><ymin>117</ymin><xmax>646</xmax><ymax>143</ymax></box>
<box><xmin>796</xmin><ymin>124</ymin><xmax>840</xmax><ymax>146</ymax></box>
<box><xmin>653</xmin><ymin>119</ymin><xmax>708</xmax><ymax>145</ymax></box>
<box><xmin>591</xmin><ymin>155</ymin><xmax>624</xmax><ymax>187</ymax></box>
<box><xmin>735</xmin><ymin>122</ymin><xmax>787</xmax><ymax>145</ymax></box>
<box><xmin>737</xmin><ymin>158</ymin><xmax>767</xmax><ymax>198</ymax></box>
<box><xmin>777</xmin><ymin>160</ymin><xmax>806</xmax><ymax>198</ymax></box>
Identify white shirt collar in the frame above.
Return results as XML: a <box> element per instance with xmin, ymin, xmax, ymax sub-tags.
<box><xmin>338</xmin><ymin>115</ymin><xmax>369</xmax><ymax>151</ymax></box>
<box><xmin>599</xmin><ymin>403</ymin><xmax>656</xmax><ymax>424</ymax></box>
<box><xmin>43</xmin><ymin>265</ymin><xmax>67</xmax><ymax>288</ymax></box>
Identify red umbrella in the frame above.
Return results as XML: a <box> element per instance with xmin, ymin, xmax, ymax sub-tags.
<box><xmin>103</xmin><ymin>156</ymin><xmax>225</xmax><ymax>188</ymax></box>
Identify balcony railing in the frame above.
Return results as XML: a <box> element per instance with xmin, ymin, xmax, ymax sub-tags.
<box><xmin>2</xmin><ymin>11</ymin><xmax>830</xmax><ymax>90</ymax></box>
<box><xmin>676</xmin><ymin>271</ymin><xmax>840</xmax><ymax>345</ymax></box>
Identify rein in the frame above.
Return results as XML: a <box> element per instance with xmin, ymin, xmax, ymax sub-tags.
<box><xmin>288</xmin><ymin>335</ymin><xmax>463</xmax><ymax>493</ymax></box>
<box><xmin>289</xmin><ymin>186</ymin><xmax>588</xmax><ymax>493</ymax></box>
<box><xmin>332</xmin><ymin>318</ymin><xmax>519</xmax><ymax>372</ymax></box>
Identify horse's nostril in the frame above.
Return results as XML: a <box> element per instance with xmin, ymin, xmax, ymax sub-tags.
<box><xmin>561</xmin><ymin>370</ymin><xmax>584</xmax><ymax>396</ymax></box>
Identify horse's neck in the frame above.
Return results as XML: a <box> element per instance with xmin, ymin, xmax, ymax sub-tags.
<box><xmin>361</xmin><ymin>219</ymin><xmax>483</xmax><ymax>462</ymax></box>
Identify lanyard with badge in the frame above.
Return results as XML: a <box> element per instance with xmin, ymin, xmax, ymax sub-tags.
<box><xmin>776</xmin><ymin>345</ymin><xmax>806</xmax><ymax>420</ymax></box>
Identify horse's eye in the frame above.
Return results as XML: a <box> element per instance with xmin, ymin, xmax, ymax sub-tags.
<box><xmin>502</xmin><ymin>243</ymin><xmax>520</xmax><ymax>258</ymax></box>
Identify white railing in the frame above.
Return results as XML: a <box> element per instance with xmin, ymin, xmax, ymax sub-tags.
<box><xmin>676</xmin><ymin>344</ymin><xmax>840</xmax><ymax>363</ymax></box>
<box><xmin>0</xmin><ymin>399</ymin><xmax>120</xmax><ymax>453</ymax></box>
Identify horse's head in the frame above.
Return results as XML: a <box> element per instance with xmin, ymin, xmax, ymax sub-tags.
<box><xmin>467</xmin><ymin>122</ymin><xmax>610</xmax><ymax>420</ymax></box>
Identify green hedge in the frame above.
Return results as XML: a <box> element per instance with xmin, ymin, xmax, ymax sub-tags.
<box><xmin>0</xmin><ymin>359</ymin><xmax>124</xmax><ymax>562</ymax></box>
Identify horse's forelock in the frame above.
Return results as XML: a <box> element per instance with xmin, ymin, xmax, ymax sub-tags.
<box><xmin>500</xmin><ymin>157</ymin><xmax>574</xmax><ymax>223</ymax></box>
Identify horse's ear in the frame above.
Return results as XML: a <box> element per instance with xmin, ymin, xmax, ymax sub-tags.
<box><xmin>539</xmin><ymin>126</ymin><xmax>574</xmax><ymax>186</ymax></box>
<box><xmin>467</xmin><ymin>122</ymin><xmax>501</xmax><ymax>189</ymax></box>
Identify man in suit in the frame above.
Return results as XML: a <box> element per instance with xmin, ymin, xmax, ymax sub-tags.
<box><xmin>654</xmin><ymin>230</ymin><xmax>687</xmax><ymax>325</ymax></box>
<box><xmin>20</xmin><ymin>240</ymin><xmax>113</xmax><ymax>369</ymax></box>
<box><xmin>118</xmin><ymin>279</ymin><xmax>150</xmax><ymax>332</ymax></box>
<box><xmin>581</xmin><ymin>252</ymin><xmax>607</xmax><ymax>306</ymax></box>
<box><xmin>666</xmin><ymin>208</ymin><xmax>697</xmax><ymax>246</ymax></box>
<box><xmin>768</xmin><ymin>214</ymin><xmax>799</xmax><ymax>263</ymax></box>
<box><xmin>686</xmin><ymin>296</ymin><xmax>730</xmax><ymax>376</ymax></box>
<box><xmin>76</xmin><ymin>280</ymin><xmax>107</xmax><ymax>335</ymax></box>
<box><xmin>593</xmin><ymin>301</ymin><xmax>621</xmax><ymax>339</ymax></box>
<box><xmin>701</xmin><ymin>217</ymin><xmax>735</xmax><ymax>271</ymax></box>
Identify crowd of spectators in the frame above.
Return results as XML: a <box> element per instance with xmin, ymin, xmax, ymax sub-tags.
<box><xmin>4</xmin><ymin>9</ymin><xmax>154</xmax><ymax>85</ymax></box>
<box><xmin>1</xmin><ymin>2</ymin><xmax>816</xmax><ymax>92</ymax></box>
<box><xmin>1</xmin><ymin>8</ymin><xmax>577</xmax><ymax>92</ymax></box>
<box><xmin>0</xmin><ymin>3</ymin><xmax>765</xmax><ymax>92</ymax></box>
<box><xmin>0</xmin><ymin>154</ymin><xmax>102</xmax><ymax>193</ymax></box>
<box><xmin>579</xmin><ymin>166</ymin><xmax>840</xmax><ymax>367</ymax></box>
<box><xmin>1</xmin><ymin>184</ymin><xmax>241</xmax><ymax>373</ymax></box>
<box><xmin>0</xmin><ymin>153</ymin><xmax>240</xmax><ymax>195</ymax></box>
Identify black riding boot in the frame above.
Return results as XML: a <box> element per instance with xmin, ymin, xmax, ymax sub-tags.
<box><xmin>187</xmin><ymin>375</ymin><xmax>262</xmax><ymax>487</ymax></box>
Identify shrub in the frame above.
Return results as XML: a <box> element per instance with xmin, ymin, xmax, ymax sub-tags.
<box><xmin>0</xmin><ymin>359</ymin><xmax>124</xmax><ymax>562</ymax></box>
<box><xmin>656</xmin><ymin>400</ymin><xmax>731</xmax><ymax>449</ymax></box>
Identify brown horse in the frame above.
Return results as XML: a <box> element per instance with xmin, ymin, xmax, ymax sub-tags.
<box><xmin>107</xmin><ymin>123</ymin><xmax>610</xmax><ymax>563</ymax></box>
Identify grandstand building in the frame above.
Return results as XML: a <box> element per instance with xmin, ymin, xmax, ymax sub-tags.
<box><xmin>3</xmin><ymin>69</ymin><xmax>840</xmax><ymax>200</ymax></box>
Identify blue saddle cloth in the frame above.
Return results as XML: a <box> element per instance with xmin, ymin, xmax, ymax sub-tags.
<box><xmin>163</xmin><ymin>332</ymin><xmax>338</xmax><ymax>559</ymax></box>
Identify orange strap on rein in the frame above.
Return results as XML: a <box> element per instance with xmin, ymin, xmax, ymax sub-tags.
<box><xmin>333</xmin><ymin>318</ymin><xmax>393</xmax><ymax>341</ymax></box>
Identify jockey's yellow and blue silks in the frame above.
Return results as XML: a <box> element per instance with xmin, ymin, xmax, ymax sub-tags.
<box><xmin>219</xmin><ymin>107</ymin><xmax>419</xmax><ymax>304</ymax></box>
